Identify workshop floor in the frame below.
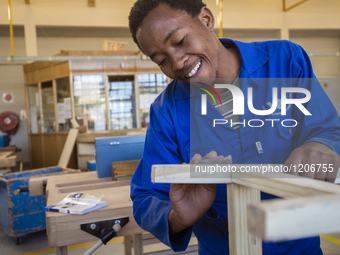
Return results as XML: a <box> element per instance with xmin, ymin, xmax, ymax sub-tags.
<box><xmin>0</xmin><ymin>229</ymin><xmax>198</xmax><ymax>255</ymax></box>
<box><xmin>1</xmin><ymin>230</ymin><xmax>340</xmax><ymax>255</ymax></box>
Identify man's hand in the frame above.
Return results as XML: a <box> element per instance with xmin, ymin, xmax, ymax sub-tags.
<box><xmin>284</xmin><ymin>142</ymin><xmax>340</xmax><ymax>182</ymax></box>
<box><xmin>168</xmin><ymin>151</ymin><xmax>230</xmax><ymax>234</ymax></box>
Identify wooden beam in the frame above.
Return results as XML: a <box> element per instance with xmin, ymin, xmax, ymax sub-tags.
<box><xmin>112</xmin><ymin>159</ymin><xmax>140</xmax><ymax>181</ymax></box>
<box><xmin>152</xmin><ymin>164</ymin><xmax>232</xmax><ymax>184</ymax></box>
<box><xmin>248</xmin><ymin>193</ymin><xmax>340</xmax><ymax>241</ymax></box>
<box><xmin>58</xmin><ymin>128</ymin><xmax>79</xmax><ymax>168</ymax></box>
<box><xmin>0</xmin><ymin>155</ymin><xmax>16</xmax><ymax>168</ymax></box>
<box><xmin>151</xmin><ymin>164</ymin><xmax>340</xmax><ymax>198</ymax></box>
<box><xmin>228</xmin><ymin>184</ymin><xmax>262</xmax><ymax>255</ymax></box>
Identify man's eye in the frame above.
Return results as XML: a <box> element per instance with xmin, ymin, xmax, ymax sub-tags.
<box><xmin>177</xmin><ymin>36</ymin><xmax>186</xmax><ymax>46</ymax></box>
<box><xmin>158</xmin><ymin>59</ymin><xmax>166</xmax><ymax>66</ymax></box>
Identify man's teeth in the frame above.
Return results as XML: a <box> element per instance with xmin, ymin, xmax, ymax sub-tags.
<box><xmin>187</xmin><ymin>61</ymin><xmax>201</xmax><ymax>78</ymax></box>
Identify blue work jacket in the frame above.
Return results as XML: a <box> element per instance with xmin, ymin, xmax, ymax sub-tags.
<box><xmin>130</xmin><ymin>39</ymin><xmax>340</xmax><ymax>254</ymax></box>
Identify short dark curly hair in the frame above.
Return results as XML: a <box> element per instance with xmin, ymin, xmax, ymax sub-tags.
<box><xmin>128</xmin><ymin>0</ymin><xmax>206</xmax><ymax>50</ymax></box>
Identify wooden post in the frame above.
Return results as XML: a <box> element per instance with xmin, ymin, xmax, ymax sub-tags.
<box><xmin>133</xmin><ymin>233</ymin><xmax>143</xmax><ymax>255</ymax></box>
<box><xmin>55</xmin><ymin>246</ymin><xmax>67</xmax><ymax>255</ymax></box>
<box><xmin>227</xmin><ymin>183</ymin><xmax>262</xmax><ymax>255</ymax></box>
<box><xmin>123</xmin><ymin>235</ymin><xmax>132</xmax><ymax>255</ymax></box>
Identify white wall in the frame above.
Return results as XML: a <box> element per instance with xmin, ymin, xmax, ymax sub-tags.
<box><xmin>0</xmin><ymin>32</ymin><xmax>29</xmax><ymax>163</ymax></box>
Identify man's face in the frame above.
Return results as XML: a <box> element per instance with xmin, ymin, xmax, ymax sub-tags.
<box><xmin>136</xmin><ymin>4</ymin><xmax>222</xmax><ymax>83</ymax></box>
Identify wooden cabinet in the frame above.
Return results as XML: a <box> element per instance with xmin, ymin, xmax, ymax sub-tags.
<box><xmin>23</xmin><ymin>51</ymin><xmax>166</xmax><ymax>169</ymax></box>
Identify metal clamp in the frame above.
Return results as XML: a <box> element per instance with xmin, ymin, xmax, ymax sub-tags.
<box><xmin>81</xmin><ymin>217</ymin><xmax>129</xmax><ymax>241</ymax></box>
<box><xmin>81</xmin><ymin>217</ymin><xmax>129</xmax><ymax>255</ymax></box>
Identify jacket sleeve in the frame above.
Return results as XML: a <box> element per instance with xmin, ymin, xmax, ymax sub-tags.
<box><xmin>287</xmin><ymin>42</ymin><xmax>340</xmax><ymax>155</ymax></box>
<box><xmin>130</xmin><ymin>99</ymin><xmax>193</xmax><ymax>252</ymax></box>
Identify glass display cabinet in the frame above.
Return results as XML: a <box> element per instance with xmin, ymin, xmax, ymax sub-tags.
<box><xmin>23</xmin><ymin>51</ymin><xmax>167</xmax><ymax>168</ymax></box>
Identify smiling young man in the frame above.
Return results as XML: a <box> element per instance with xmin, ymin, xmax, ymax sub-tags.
<box><xmin>128</xmin><ymin>0</ymin><xmax>340</xmax><ymax>254</ymax></box>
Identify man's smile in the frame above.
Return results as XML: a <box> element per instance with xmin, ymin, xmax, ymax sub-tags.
<box><xmin>186</xmin><ymin>60</ymin><xmax>202</xmax><ymax>78</ymax></box>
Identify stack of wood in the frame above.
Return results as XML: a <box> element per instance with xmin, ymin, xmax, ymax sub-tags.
<box><xmin>0</xmin><ymin>146</ymin><xmax>17</xmax><ymax>170</ymax></box>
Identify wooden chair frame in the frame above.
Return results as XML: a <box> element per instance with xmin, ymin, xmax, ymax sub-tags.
<box><xmin>152</xmin><ymin>164</ymin><xmax>340</xmax><ymax>255</ymax></box>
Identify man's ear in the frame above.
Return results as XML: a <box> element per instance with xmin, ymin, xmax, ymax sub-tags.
<box><xmin>198</xmin><ymin>7</ymin><xmax>215</xmax><ymax>31</ymax></box>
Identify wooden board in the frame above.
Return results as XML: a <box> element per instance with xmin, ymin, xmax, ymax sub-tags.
<box><xmin>228</xmin><ymin>184</ymin><xmax>262</xmax><ymax>255</ymax></box>
<box><xmin>0</xmin><ymin>151</ymin><xmax>14</xmax><ymax>158</ymax></box>
<box><xmin>0</xmin><ymin>155</ymin><xmax>16</xmax><ymax>168</ymax></box>
<box><xmin>248</xmin><ymin>194</ymin><xmax>340</xmax><ymax>241</ymax></box>
<box><xmin>58</xmin><ymin>129</ymin><xmax>79</xmax><ymax>168</ymax></box>
<box><xmin>28</xmin><ymin>168</ymin><xmax>80</xmax><ymax>196</ymax></box>
<box><xmin>112</xmin><ymin>159</ymin><xmax>140</xmax><ymax>181</ymax></box>
<box><xmin>152</xmin><ymin>164</ymin><xmax>340</xmax><ymax>197</ymax></box>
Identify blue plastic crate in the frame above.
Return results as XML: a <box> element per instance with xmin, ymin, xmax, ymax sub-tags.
<box><xmin>0</xmin><ymin>167</ymin><xmax>78</xmax><ymax>244</ymax></box>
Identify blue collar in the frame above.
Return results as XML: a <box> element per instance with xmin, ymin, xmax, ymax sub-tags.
<box><xmin>219</xmin><ymin>38</ymin><xmax>271</xmax><ymax>75</ymax></box>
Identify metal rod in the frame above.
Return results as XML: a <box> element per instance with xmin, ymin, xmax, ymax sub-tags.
<box><xmin>8</xmin><ymin>0</ymin><xmax>14</xmax><ymax>57</ymax></box>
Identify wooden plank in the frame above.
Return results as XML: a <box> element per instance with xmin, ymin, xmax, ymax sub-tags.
<box><xmin>29</xmin><ymin>168</ymin><xmax>81</xmax><ymax>196</ymax></box>
<box><xmin>58</xmin><ymin>129</ymin><xmax>79</xmax><ymax>168</ymax></box>
<box><xmin>124</xmin><ymin>235</ymin><xmax>132</xmax><ymax>255</ymax></box>
<box><xmin>112</xmin><ymin>160</ymin><xmax>140</xmax><ymax>181</ymax></box>
<box><xmin>0</xmin><ymin>155</ymin><xmax>16</xmax><ymax>168</ymax></box>
<box><xmin>152</xmin><ymin>164</ymin><xmax>232</xmax><ymax>184</ymax></box>
<box><xmin>248</xmin><ymin>193</ymin><xmax>340</xmax><ymax>241</ymax></box>
<box><xmin>227</xmin><ymin>184</ymin><xmax>262</xmax><ymax>255</ymax></box>
<box><xmin>133</xmin><ymin>233</ymin><xmax>143</xmax><ymax>255</ymax></box>
<box><xmin>0</xmin><ymin>151</ymin><xmax>13</xmax><ymax>158</ymax></box>
<box><xmin>0</xmin><ymin>145</ymin><xmax>17</xmax><ymax>153</ymax></box>
<box><xmin>231</xmin><ymin>171</ymin><xmax>340</xmax><ymax>198</ymax></box>
<box><xmin>152</xmin><ymin>164</ymin><xmax>340</xmax><ymax>198</ymax></box>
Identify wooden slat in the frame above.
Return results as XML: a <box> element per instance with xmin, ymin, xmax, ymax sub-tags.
<box><xmin>112</xmin><ymin>160</ymin><xmax>140</xmax><ymax>181</ymax></box>
<box><xmin>0</xmin><ymin>155</ymin><xmax>16</xmax><ymax>168</ymax></box>
<box><xmin>0</xmin><ymin>151</ymin><xmax>13</xmax><ymax>158</ymax></box>
<box><xmin>152</xmin><ymin>164</ymin><xmax>232</xmax><ymax>184</ymax></box>
<box><xmin>29</xmin><ymin>168</ymin><xmax>81</xmax><ymax>196</ymax></box>
<box><xmin>58</xmin><ymin>128</ymin><xmax>79</xmax><ymax>168</ymax></box>
<box><xmin>248</xmin><ymin>193</ymin><xmax>340</xmax><ymax>241</ymax></box>
<box><xmin>152</xmin><ymin>164</ymin><xmax>340</xmax><ymax>198</ymax></box>
<box><xmin>228</xmin><ymin>184</ymin><xmax>262</xmax><ymax>255</ymax></box>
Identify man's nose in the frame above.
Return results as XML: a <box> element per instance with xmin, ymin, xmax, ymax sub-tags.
<box><xmin>171</xmin><ymin>51</ymin><xmax>188</xmax><ymax>71</ymax></box>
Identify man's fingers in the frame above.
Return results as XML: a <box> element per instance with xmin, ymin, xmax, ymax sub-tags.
<box><xmin>202</xmin><ymin>151</ymin><xmax>218</xmax><ymax>159</ymax></box>
<box><xmin>190</xmin><ymin>154</ymin><xmax>202</xmax><ymax>164</ymax></box>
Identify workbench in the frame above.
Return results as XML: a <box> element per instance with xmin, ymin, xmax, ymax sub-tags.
<box><xmin>32</xmin><ymin>171</ymin><xmax>145</xmax><ymax>255</ymax></box>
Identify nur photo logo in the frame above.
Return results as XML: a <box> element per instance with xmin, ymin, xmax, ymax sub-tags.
<box><xmin>198</xmin><ymin>82</ymin><xmax>312</xmax><ymax>128</ymax></box>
